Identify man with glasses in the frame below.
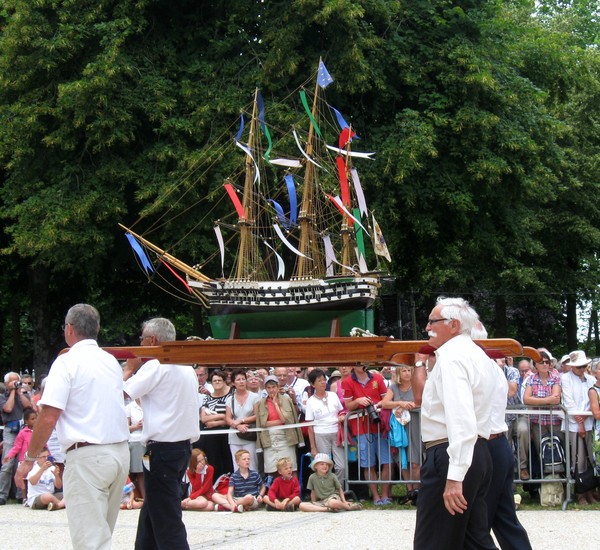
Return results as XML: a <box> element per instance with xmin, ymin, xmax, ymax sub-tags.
<box><xmin>414</xmin><ymin>297</ymin><xmax>498</xmax><ymax>550</ymax></box>
<box><xmin>123</xmin><ymin>317</ymin><xmax>200</xmax><ymax>550</ymax></box>
<box><xmin>0</xmin><ymin>372</ymin><xmax>33</xmax><ymax>505</ymax></box>
<box><xmin>16</xmin><ymin>303</ymin><xmax>130</xmax><ymax>548</ymax></box>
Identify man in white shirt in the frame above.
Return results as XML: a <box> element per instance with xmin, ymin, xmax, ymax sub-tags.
<box><xmin>123</xmin><ymin>317</ymin><xmax>200</xmax><ymax>550</ymax></box>
<box><xmin>16</xmin><ymin>304</ymin><xmax>130</xmax><ymax>550</ymax></box>
<box><xmin>414</xmin><ymin>297</ymin><xmax>497</xmax><ymax>550</ymax></box>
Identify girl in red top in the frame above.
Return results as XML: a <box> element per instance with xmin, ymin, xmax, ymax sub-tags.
<box><xmin>182</xmin><ymin>449</ymin><xmax>215</xmax><ymax>511</ymax></box>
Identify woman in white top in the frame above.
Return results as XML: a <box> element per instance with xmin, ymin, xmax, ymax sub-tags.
<box><xmin>304</xmin><ymin>368</ymin><xmax>345</xmax><ymax>485</ymax></box>
<box><xmin>225</xmin><ymin>370</ymin><xmax>260</xmax><ymax>471</ymax></box>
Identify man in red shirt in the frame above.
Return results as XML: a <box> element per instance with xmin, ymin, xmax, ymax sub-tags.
<box><xmin>342</xmin><ymin>366</ymin><xmax>392</xmax><ymax>505</ymax></box>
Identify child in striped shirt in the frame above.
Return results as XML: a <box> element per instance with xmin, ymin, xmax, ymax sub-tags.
<box><xmin>226</xmin><ymin>449</ymin><xmax>265</xmax><ymax>513</ymax></box>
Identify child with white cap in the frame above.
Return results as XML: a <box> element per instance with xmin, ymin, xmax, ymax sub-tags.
<box><xmin>299</xmin><ymin>453</ymin><xmax>362</xmax><ymax>512</ymax></box>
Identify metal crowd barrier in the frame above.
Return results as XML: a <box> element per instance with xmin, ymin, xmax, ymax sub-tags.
<box><xmin>340</xmin><ymin>405</ymin><xmax>595</xmax><ymax>510</ymax></box>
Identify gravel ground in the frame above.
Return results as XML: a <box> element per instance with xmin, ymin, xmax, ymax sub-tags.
<box><xmin>0</xmin><ymin>502</ymin><xmax>595</xmax><ymax>549</ymax></box>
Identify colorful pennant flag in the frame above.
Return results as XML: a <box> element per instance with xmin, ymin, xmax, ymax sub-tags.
<box><xmin>125</xmin><ymin>233</ymin><xmax>154</xmax><ymax>274</ymax></box>
<box><xmin>224</xmin><ymin>183</ymin><xmax>246</xmax><ymax>219</ymax></box>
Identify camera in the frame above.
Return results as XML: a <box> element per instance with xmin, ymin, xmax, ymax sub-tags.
<box><xmin>365</xmin><ymin>403</ymin><xmax>380</xmax><ymax>423</ymax></box>
<box><xmin>283</xmin><ymin>384</ymin><xmax>290</xmax><ymax>393</ymax></box>
<box><xmin>47</xmin><ymin>455</ymin><xmax>55</xmax><ymax>463</ymax></box>
<box><xmin>13</xmin><ymin>381</ymin><xmax>22</xmax><ymax>390</ymax></box>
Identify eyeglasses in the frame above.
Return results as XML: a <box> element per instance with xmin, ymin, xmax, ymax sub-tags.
<box><xmin>427</xmin><ymin>318</ymin><xmax>449</xmax><ymax>325</ymax></box>
<box><xmin>572</xmin><ymin>365</ymin><xmax>586</xmax><ymax>369</ymax></box>
<box><xmin>538</xmin><ymin>360</ymin><xmax>550</xmax><ymax>365</ymax></box>
<box><xmin>61</xmin><ymin>323</ymin><xmax>73</xmax><ymax>330</ymax></box>
<box><xmin>139</xmin><ymin>334</ymin><xmax>151</xmax><ymax>342</ymax></box>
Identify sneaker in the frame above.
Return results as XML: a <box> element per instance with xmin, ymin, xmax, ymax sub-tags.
<box><xmin>285</xmin><ymin>504</ymin><xmax>295</xmax><ymax>512</ymax></box>
<box><xmin>0</xmin><ymin>498</ymin><xmax>6</xmax><ymax>506</ymax></box>
<box><xmin>349</xmin><ymin>502</ymin><xmax>363</xmax><ymax>511</ymax></box>
<box><xmin>47</xmin><ymin>503</ymin><xmax>55</xmax><ymax>511</ymax></box>
<box><xmin>235</xmin><ymin>504</ymin><xmax>244</xmax><ymax>513</ymax></box>
<box><xmin>520</xmin><ymin>469</ymin><xmax>530</xmax><ymax>481</ymax></box>
<box><xmin>214</xmin><ymin>504</ymin><xmax>221</xmax><ymax>512</ymax></box>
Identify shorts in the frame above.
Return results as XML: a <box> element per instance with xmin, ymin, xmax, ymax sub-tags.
<box><xmin>31</xmin><ymin>492</ymin><xmax>63</xmax><ymax>509</ymax></box>
<box><xmin>313</xmin><ymin>494</ymin><xmax>341</xmax><ymax>507</ymax></box>
<box><xmin>128</xmin><ymin>441</ymin><xmax>145</xmax><ymax>473</ymax></box>
<box><xmin>358</xmin><ymin>433</ymin><xmax>392</xmax><ymax>467</ymax></box>
<box><xmin>233</xmin><ymin>495</ymin><xmax>260</xmax><ymax>510</ymax></box>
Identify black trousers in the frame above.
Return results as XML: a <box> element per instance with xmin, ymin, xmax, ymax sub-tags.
<box><xmin>135</xmin><ymin>441</ymin><xmax>191</xmax><ymax>550</ymax></box>
<box><xmin>414</xmin><ymin>438</ymin><xmax>497</xmax><ymax>550</ymax></box>
<box><xmin>485</xmin><ymin>436</ymin><xmax>532</xmax><ymax>550</ymax></box>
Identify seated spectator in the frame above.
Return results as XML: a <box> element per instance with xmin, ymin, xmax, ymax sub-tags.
<box><xmin>197</xmin><ymin>369</ymin><xmax>233</xmax><ymax>479</ymax></box>
<box><xmin>223</xmin><ymin>450</ymin><xmax>265</xmax><ymax>513</ymax></box>
<box><xmin>225</xmin><ymin>369</ymin><xmax>260</xmax><ymax>472</ymax></box>
<box><xmin>304</xmin><ymin>369</ymin><xmax>345</xmax><ymax>485</ymax></box>
<box><xmin>182</xmin><ymin>449</ymin><xmax>214</xmax><ymax>511</ymax></box>
<box><xmin>381</xmin><ymin>365</ymin><xmax>421</xmax><ymax>502</ymax></box>
<box><xmin>523</xmin><ymin>350</ymin><xmax>563</xmax><ymax>479</ymax></box>
<box><xmin>256</xmin><ymin>376</ymin><xmax>303</xmax><ymax>477</ymax></box>
<box><xmin>263</xmin><ymin>457</ymin><xmax>301</xmax><ymax>511</ymax></box>
<box><xmin>299</xmin><ymin>453</ymin><xmax>362</xmax><ymax>512</ymax></box>
<box><xmin>120</xmin><ymin>478</ymin><xmax>143</xmax><ymax>510</ymax></box>
<box><xmin>26</xmin><ymin>448</ymin><xmax>65</xmax><ymax>511</ymax></box>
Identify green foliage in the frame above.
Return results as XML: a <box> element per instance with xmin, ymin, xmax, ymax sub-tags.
<box><xmin>0</xmin><ymin>0</ymin><xmax>599</xmax><ymax>368</ymax></box>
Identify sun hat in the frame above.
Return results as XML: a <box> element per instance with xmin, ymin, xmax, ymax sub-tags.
<box><xmin>568</xmin><ymin>350</ymin><xmax>591</xmax><ymax>368</ymax></box>
<box><xmin>264</xmin><ymin>375</ymin><xmax>280</xmax><ymax>386</ymax></box>
<box><xmin>310</xmin><ymin>453</ymin><xmax>333</xmax><ymax>471</ymax></box>
<box><xmin>329</xmin><ymin>370</ymin><xmax>342</xmax><ymax>379</ymax></box>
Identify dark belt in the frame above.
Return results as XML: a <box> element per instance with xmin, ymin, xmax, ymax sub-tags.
<box><xmin>425</xmin><ymin>438</ymin><xmax>449</xmax><ymax>450</ymax></box>
<box><xmin>66</xmin><ymin>442</ymin><xmax>95</xmax><ymax>453</ymax></box>
<box><xmin>146</xmin><ymin>439</ymin><xmax>189</xmax><ymax>447</ymax></box>
<box><xmin>489</xmin><ymin>432</ymin><xmax>505</xmax><ymax>440</ymax></box>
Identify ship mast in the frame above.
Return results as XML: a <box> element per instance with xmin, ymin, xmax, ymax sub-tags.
<box><xmin>295</xmin><ymin>66</ymin><xmax>322</xmax><ymax>279</ymax></box>
<box><xmin>235</xmin><ymin>89</ymin><xmax>261</xmax><ymax>280</ymax></box>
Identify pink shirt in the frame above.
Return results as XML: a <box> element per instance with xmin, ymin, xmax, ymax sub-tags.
<box><xmin>7</xmin><ymin>426</ymin><xmax>33</xmax><ymax>461</ymax></box>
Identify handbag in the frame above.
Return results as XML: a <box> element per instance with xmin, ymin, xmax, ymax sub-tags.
<box><xmin>574</xmin><ymin>438</ymin><xmax>599</xmax><ymax>494</ymax></box>
<box><xmin>232</xmin><ymin>391</ymin><xmax>257</xmax><ymax>441</ymax></box>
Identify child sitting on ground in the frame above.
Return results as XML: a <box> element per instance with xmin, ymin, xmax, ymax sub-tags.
<box><xmin>263</xmin><ymin>457</ymin><xmax>301</xmax><ymax>511</ymax></box>
<box><xmin>26</xmin><ymin>448</ymin><xmax>65</xmax><ymax>511</ymax></box>
<box><xmin>299</xmin><ymin>453</ymin><xmax>362</xmax><ymax>512</ymax></box>
<box><xmin>120</xmin><ymin>478</ymin><xmax>143</xmax><ymax>510</ymax></box>
<box><xmin>182</xmin><ymin>449</ymin><xmax>215</xmax><ymax>511</ymax></box>
<box><xmin>214</xmin><ymin>449</ymin><xmax>265</xmax><ymax>513</ymax></box>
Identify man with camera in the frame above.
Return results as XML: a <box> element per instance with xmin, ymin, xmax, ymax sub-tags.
<box><xmin>342</xmin><ymin>366</ymin><xmax>392</xmax><ymax>505</ymax></box>
<box><xmin>414</xmin><ymin>297</ymin><xmax>498</xmax><ymax>550</ymax></box>
<box><xmin>0</xmin><ymin>372</ymin><xmax>32</xmax><ymax>505</ymax></box>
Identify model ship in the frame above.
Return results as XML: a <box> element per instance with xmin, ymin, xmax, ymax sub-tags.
<box><xmin>122</xmin><ymin>61</ymin><xmax>391</xmax><ymax>339</ymax></box>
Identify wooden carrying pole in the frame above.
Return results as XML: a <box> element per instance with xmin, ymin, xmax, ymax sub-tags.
<box><xmin>100</xmin><ymin>337</ymin><xmax>541</xmax><ymax>367</ymax></box>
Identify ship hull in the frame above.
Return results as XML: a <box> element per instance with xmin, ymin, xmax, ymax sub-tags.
<box><xmin>189</xmin><ymin>276</ymin><xmax>379</xmax><ymax>339</ymax></box>
<box><xmin>208</xmin><ymin>305</ymin><xmax>374</xmax><ymax>339</ymax></box>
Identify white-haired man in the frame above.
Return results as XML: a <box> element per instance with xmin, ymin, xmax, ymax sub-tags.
<box><xmin>123</xmin><ymin>317</ymin><xmax>200</xmax><ymax>550</ymax></box>
<box><xmin>414</xmin><ymin>297</ymin><xmax>497</xmax><ymax>550</ymax></box>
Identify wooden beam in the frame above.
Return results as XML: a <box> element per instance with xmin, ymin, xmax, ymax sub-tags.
<box><xmin>98</xmin><ymin>336</ymin><xmax>540</xmax><ymax>367</ymax></box>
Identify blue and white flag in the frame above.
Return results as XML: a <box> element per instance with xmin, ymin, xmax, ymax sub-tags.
<box><xmin>317</xmin><ymin>61</ymin><xmax>334</xmax><ymax>89</ymax></box>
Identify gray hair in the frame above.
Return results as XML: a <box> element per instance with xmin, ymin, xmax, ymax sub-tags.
<box><xmin>471</xmin><ymin>321</ymin><xmax>488</xmax><ymax>340</ymax></box>
<box><xmin>141</xmin><ymin>317</ymin><xmax>176</xmax><ymax>343</ymax></box>
<box><xmin>437</xmin><ymin>296</ymin><xmax>480</xmax><ymax>336</ymax></box>
<box><xmin>3</xmin><ymin>371</ymin><xmax>20</xmax><ymax>384</ymax></box>
<box><xmin>65</xmin><ymin>304</ymin><xmax>100</xmax><ymax>339</ymax></box>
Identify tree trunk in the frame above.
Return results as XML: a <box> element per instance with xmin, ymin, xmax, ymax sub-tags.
<box><xmin>494</xmin><ymin>294</ymin><xmax>507</xmax><ymax>337</ymax></box>
<box><xmin>565</xmin><ymin>294</ymin><xmax>578</xmax><ymax>351</ymax></box>
<box><xmin>28</xmin><ymin>265</ymin><xmax>51</xmax><ymax>377</ymax></box>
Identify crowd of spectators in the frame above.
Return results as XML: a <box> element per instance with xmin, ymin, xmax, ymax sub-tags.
<box><xmin>2</xmin><ymin>344</ymin><xmax>600</xmax><ymax>522</ymax></box>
